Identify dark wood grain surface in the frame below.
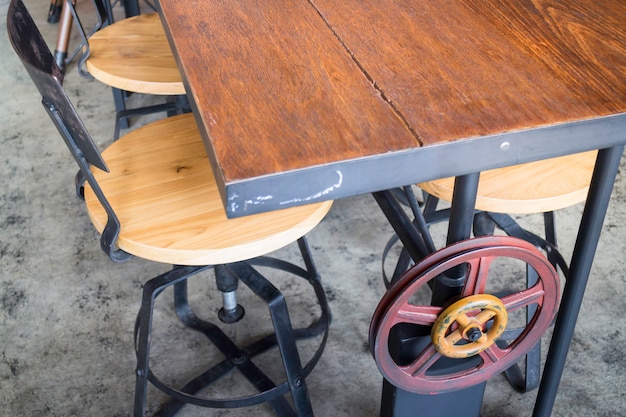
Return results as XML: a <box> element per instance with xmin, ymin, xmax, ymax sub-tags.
<box><xmin>312</xmin><ymin>0</ymin><xmax>626</xmax><ymax>145</ymax></box>
<box><xmin>158</xmin><ymin>0</ymin><xmax>418</xmax><ymax>182</ymax></box>
<box><xmin>157</xmin><ymin>0</ymin><xmax>625</xmax><ymax>213</ymax></box>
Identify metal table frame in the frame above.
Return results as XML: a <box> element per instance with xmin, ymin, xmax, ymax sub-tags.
<box><xmin>153</xmin><ymin>0</ymin><xmax>626</xmax><ymax>414</ymax></box>
<box><xmin>373</xmin><ymin>146</ymin><xmax>624</xmax><ymax>417</ymax></box>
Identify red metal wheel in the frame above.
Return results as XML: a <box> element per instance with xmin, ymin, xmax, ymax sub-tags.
<box><xmin>369</xmin><ymin>236</ymin><xmax>560</xmax><ymax>394</ymax></box>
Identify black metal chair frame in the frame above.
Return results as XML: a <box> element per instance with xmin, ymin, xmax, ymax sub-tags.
<box><xmin>61</xmin><ymin>0</ymin><xmax>189</xmax><ymax>138</ymax></box>
<box><xmin>8</xmin><ymin>2</ymin><xmax>329</xmax><ymax>415</ymax></box>
<box><xmin>380</xmin><ymin>185</ymin><xmax>569</xmax><ymax>393</ymax></box>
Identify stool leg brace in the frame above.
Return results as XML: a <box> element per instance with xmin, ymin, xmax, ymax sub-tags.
<box><xmin>133</xmin><ymin>237</ymin><xmax>331</xmax><ymax>417</ymax></box>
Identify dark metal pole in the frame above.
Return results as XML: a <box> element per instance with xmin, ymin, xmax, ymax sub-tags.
<box><xmin>372</xmin><ymin>189</ymin><xmax>432</xmax><ymax>262</ymax></box>
<box><xmin>431</xmin><ymin>172</ymin><xmax>480</xmax><ymax>306</ymax></box>
<box><xmin>533</xmin><ymin>145</ymin><xmax>624</xmax><ymax>417</ymax></box>
<box><xmin>446</xmin><ymin>173</ymin><xmax>480</xmax><ymax>245</ymax></box>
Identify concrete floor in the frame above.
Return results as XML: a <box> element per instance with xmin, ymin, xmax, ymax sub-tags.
<box><xmin>1</xmin><ymin>0</ymin><xmax>625</xmax><ymax>416</ymax></box>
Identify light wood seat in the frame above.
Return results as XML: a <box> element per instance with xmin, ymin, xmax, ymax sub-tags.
<box><xmin>84</xmin><ymin>12</ymin><xmax>185</xmax><ymax>95</ymax></box>
<box><xmin>84</xmin><ymin>112</ymin><xmax>333</xmax><ymax>265</ymax></box>
<box><xmin>418</xmin><ymin>151</ymin><xmax>597</xmax><ymax>214</ymax></box>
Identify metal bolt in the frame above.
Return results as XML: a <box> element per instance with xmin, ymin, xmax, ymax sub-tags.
<box><xmin>466</xmin><ymin>327</ymin><xmax>483</xmax><ymax>342</ymax></box>
<box><xmin>232</xmin><ymin>354</ymin><xmax>246</xmax><ymax>364</ymax></box>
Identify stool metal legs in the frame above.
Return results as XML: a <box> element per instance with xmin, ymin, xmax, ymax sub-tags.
<box><xmin>133</xmin><ymin>238</ymin><xmax>330</xmax><ymax>417</ymax></box>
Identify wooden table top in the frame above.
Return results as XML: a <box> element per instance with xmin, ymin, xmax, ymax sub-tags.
<box><xmin>156</xmin><ymin>0</ymin><xmax>626</xmax><ymax>217</ymax></box>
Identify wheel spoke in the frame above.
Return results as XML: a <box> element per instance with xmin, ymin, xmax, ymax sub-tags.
<box><xmin>501</xmin><ymin>283</ymin><xmax>545</xmax><ymax>312</ymax></box>
<box><xmin>392</xmin><ymin>304</ymin><xmax>441</xmax><ymax>327</ymax></box>
<box><xmin>475</xmin><ymin>309</ymin><xmax>496</xmax><ymax>325</ymax></box>
<box><xmin>461</xmin><ymin>255</ymin><xmax>494</xmax><ymax>296</ymax></box>
<box><xmin>478</xmin><ymin>344</ymin><xmax>506</xmax><ymax>365</ymax></box>
<box><xmin>455</xmin><ymin>313</ymin><xmax>471</xmax><ymax>327</ymax></box>
<box><xmin>444</xmin><ymin>329</ymin><xmax>463</xmax><ymax>345</ymax></box>
<box><xmin>402</xmin><ymin>343</ymin><xmax>441</xmax><ymax>377</ymax></box>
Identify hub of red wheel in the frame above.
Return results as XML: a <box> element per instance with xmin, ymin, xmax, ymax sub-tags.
<box><xmin>431</xmin><ymin>293</ymin><xmax>508</xmax><ymax>359</ymax></box>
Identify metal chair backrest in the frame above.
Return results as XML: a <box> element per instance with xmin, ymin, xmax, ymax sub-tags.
<box><xmin>7</xmin><ymin>0</ymin><xmax>130</xmax><ymax>262</ymax></box>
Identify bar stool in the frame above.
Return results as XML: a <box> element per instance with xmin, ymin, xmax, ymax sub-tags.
<box><xmin>8</xmin><ymin>2</ymin><xmax>332</xmax><ymax>416</ymax></box>
<box><xmin>382</xmin><ymin>150</ymin><xmax>596</xmax><ymax>392</ymax></box>
<box><xmin>65</xmin><ymin>0</ymin><xmax>187</xmax><ymax>138</ymax></box>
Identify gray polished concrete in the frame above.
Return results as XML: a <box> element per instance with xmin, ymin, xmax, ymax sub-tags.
<box><xmin>1</xmin><ymin>0</ymin><xmax>625</xmax><ymax>416</ymax></box>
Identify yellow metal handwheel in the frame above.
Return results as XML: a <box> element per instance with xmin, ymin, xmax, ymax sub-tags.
<box><xmin>431</xmin><ymin>294</ymin><xmax>508</xmax><ymax>359</ymax></box>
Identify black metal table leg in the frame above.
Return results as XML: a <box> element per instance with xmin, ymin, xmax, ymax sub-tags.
<box><xmin>373</xmin><ymin>173</ymin><xmax>486</xmax><ymax>417</ymax></box>
<box><xmin>431</xmin><ymin>173</ymin><xmax>480</xmax><ymax>306</ymax></box>
<box><xmin>533</xmin><ymin>145</ymin><xmax>624</xmax><ymax>417</ymax></box>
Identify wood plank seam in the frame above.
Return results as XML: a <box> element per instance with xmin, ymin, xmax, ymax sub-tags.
<box><xmin>305</xmin><ymin>0</ymin><xmax>424</xmax><ymax>146</ymax></box>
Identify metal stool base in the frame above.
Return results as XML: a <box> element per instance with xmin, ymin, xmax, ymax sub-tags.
<box><xmin>133</xmin><ymin>239</ymin><xmax>331</xmax><ymax>417</ymax></box>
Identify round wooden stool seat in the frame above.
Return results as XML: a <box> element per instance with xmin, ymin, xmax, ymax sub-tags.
<box><xmin>85</xmin><ymin>12</ymin><xmax>185</xmax><ymax>95</ymax></box>
<box><xmin>84</xmin><ymin>113</ymin><xmax>333</xmax><ymax>265</ymax></box>
<box><xmin>418</xmin><ymin>151</ymin><xmax>597</xmax><ymax>214</ymax></box>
